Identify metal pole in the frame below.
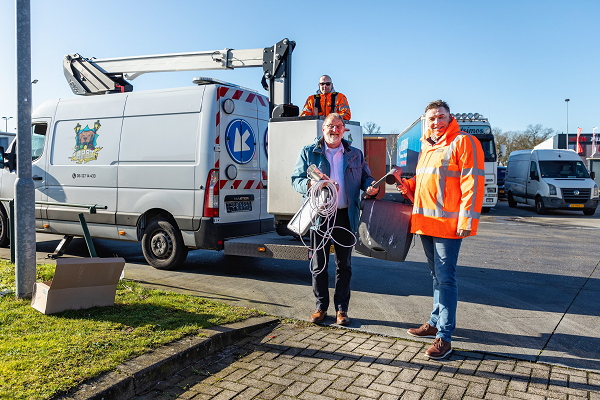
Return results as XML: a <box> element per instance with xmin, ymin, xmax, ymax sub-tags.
<box><xmin>15</xmin><ymin>0</ymin><xmax>36</xmax><ymax>299</ymax></box>
<box><xmin>565</xmin><ymin>99</ymin><xmax>570</xmax><ymax>150</ymax></box>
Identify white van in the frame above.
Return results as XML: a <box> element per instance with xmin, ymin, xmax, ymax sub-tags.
<box><xmin>0</xmin><ymin>81</ymin><xmax>273</xmax><ymax>269</ymax></box>
<box><xmin>505</xmin><ymin>149</ymin><xmax>599</xmax><ymax>215</ymax></box>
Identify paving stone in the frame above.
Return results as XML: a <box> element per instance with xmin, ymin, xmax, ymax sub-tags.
<box><xmin>487</xmin><ymin>379</ymin><xmax>508</xmax><ymax>394</ymax></box>
<box><xmin>353</xmin><ymin>373</ymin><xmax>377</xmax><ymax>388</ymax></box>
<box><xmin>443</xmin><ymin>384</ymin><xmax>467</xmax><ymax>400</ymax></box>
<box><xmin>413</xmin><ymin>377</ymin><xmax>448</xmax><ymax>391</ymax></box>
<box><xmin>211</xmin><ymin>389</ymin><xmax>238</xmax><ymax>400</ymax></box>
<box><xmin>330</xmin><ymin>376</ymin><xmax>355</xmax><ymax>391</ymax></box>
<box><xmin>402</xmin><ymin>390</ymin><xmax>423</xmax><ymax>400</ymax></box>
<box><xmin>281</xmin><ymin>381</ymin><xmax>310</xmax><ymax>397</ymax></box>
<box><xmin>465</xmin><ymin>382</ymin><xmax>487</xmax><ymax>398</ymax></box>
<box><xmin>232</xmin><ymin>387</ymin><xmax>262</xmax><ymax>400</ymax></box>
<box><xmin>238</xmin><ymin>377</ymin><xmax>271</xmax><ymax>390</ymax></box>
<box><xmin>322</xmin><ymin>388</ymin><xmax>361</xmax><ymax>399</ymax></box>
<box><xmin>422</xmin><ymin>387</ymin><xmax>444</xmax><ymax>400</ymax></box>
<box><xmin>346</xmin><ymin>384</ymin><xmax>384</xmax><ymax>398</ymax></box>
<box><xmin>256</xmin><ymin>383</ymin><xmax>286</xmax><ymax>400</ymax></box>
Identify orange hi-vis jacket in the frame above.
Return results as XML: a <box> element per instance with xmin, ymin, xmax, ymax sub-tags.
<box><xmin>300</xmin><ymin>92</ymin><xmax>351</xmax><ymax>120</ymax></box>
<box><xmin>404</xmin><ymin>117</ymin><xmax>485</xmax><ymax>239</ymax></box>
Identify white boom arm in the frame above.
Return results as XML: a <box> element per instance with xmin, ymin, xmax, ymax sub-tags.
<box><xmin>63</xmin><ymin>38</ymin><xmax>295</xmax><ymax>114</ymax></box>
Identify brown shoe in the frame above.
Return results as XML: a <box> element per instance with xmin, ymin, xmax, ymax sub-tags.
<box><xmin>336</xmin><ymin>311</ymin><xmax>350</xmax><ymax>326</ymax></box>
<box><xmin>310</xmin><ymin>309</ymin><xmax>327</xmax><ymax>324</ymax></box>
<box><xmin>407</xmin><ymin>322</ymin><xmax>438</xmax><ymax>338</ymax></box>
<box><xmin>425</xmin><ymin>338</ymin><xmax>452</xmax><ymax>359</ymax></box>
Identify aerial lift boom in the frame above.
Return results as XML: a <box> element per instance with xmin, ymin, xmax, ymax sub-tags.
<box><xmin>63</xmin><ymin>38</ymin><xmax>295</xmax><ymax>115</ymax></box>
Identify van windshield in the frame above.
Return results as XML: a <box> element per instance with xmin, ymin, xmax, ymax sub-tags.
<box><xmin>539</xmin><ymin>160</ymin><xmax>590</xmax><ymax>179</ymax></box>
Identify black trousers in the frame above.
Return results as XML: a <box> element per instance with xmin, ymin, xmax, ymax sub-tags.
<box><xmin>310</xmin><ymin>208</ymin><xmax>354</xmax><ymax>312</ymax></box>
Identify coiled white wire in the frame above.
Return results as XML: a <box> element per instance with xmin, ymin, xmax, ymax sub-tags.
<box><xmin>300</xmin><ymin>179</ymin><xmax>357</xmax><ymax>275</ymax></box>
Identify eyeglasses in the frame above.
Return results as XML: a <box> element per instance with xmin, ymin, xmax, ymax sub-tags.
<box><xmin>319</xmin><ymin>82</ymin><xmax>331</xmax><ymax>86</ymax></box>
<box><xmin>324</xmin><ymin>124</ymin><xmax>345</xmax><ymax>130</ymax></box>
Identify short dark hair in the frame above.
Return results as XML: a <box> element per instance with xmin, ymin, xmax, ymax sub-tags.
<box><xmin>425</xmin><ymin>100</ymin><xmax>450</xmax><ymax>114</ymax></box>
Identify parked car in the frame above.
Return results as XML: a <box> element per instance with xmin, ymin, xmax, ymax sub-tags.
<box><xmin>497</xmin><ymin>166</ymin><xmax>507</xmax><ymax>199</ymax></box>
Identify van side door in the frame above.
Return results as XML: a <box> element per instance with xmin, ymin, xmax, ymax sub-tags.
<box><xmin>527</xmin><ymin>160</ymin><xmax>539</xmax><ymax>206</ymax></box>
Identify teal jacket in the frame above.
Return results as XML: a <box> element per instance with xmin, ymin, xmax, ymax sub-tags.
<box><xmin>291</xmin><ymin>137</ymin><xmax>376</xmax><ymax>233</ymax></box>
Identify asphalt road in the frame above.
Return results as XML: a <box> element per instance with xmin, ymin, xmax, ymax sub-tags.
<box><xmin>7</xmin><ymin>198</ymin><xmax>599</xmax><ymax>372</ymax></box>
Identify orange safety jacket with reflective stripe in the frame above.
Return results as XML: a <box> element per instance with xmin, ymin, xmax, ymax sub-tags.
<box><xmin>404</xmin><ymin>117</ymin><xmax>485</xmax><ymax>239</ymax></box>
<box><xmin>300</xmin><ymin>92</ymin><xmax>351</xmax><ymax>120</ymax></box>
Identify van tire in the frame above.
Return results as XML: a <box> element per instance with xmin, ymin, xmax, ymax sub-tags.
<box><xmin>142</xmin><ymin>219</ymin><xmax>188</xmax><ymax>270</ymax></box>
<box><xmin>583</xmin><ymin>208</ymin><xmax>596</xmax><ymax>216</ymax></box>
<box><xmin>535</xmin><ymin>196</ymin><xmax>547</xmax><ymax>215</ymax></box>
<box><xmin>481</xmin><ymin>207</ymin><xmax>491</xmax><ymax>213</ymax></box>
<box><xmin>0</xmin><ymin>205</ymin><xmax>9</xmax><ymax>248</ymax></box>
<box><xmin>507</xmin><ymin>192</ymin><xmax>517</xmax><ymax>208</ymax></box>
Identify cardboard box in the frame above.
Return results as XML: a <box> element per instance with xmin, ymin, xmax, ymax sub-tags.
<box><xmin>31</xmin><ymin>257</ymin><xmax>125</xmax><ymax>315</ymax></box>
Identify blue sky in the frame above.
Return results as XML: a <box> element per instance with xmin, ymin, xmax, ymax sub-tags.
<box><xmin>1</xmin><ymin>0</ymin><xmax>599</xmax><ymax>135</ymax></box>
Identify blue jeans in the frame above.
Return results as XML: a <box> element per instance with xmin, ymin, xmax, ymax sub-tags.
<box><xmin>420</xmin><ymin>235</ymin><xmax>462</xmax><ymax>343</ymax></box>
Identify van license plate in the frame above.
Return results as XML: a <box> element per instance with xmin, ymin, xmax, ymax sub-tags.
<box><xmin>226</xmin><ymin>201</ymin><xmax>252</xmax><ymax>213</ymax></box>
<box><xmin>569</xmin><ymin>204</ymin><xmax>584</xmax><ymax>208</ymax></box>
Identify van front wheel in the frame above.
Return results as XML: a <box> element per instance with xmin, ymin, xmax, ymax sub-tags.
<box><xmin>583</xmin><ymin>208</ymin><xmax>596</xmax><ymax>216</ymax></box>
<box><xmin>535</xmin><ymin>197</ymin><xmax>547</xmax><ymax>215</ymax></box>
<box><xmin>142</xmin><ymin>219</ymin><xmax>188</xmax><ymax>270</ymax></box>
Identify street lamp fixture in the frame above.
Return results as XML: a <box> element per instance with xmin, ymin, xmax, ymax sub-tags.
<box><xmin>32</xmin><ymin>79</ymin><xmax>38</xmax><ymax>84</ymax></box>
<box><xmin>1</xmin><ymin>116</ymin><xmax>13</xmax><ymax>132</ymax></box>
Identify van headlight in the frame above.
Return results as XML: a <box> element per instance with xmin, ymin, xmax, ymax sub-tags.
<box><xmin>548</xmin><ymin>184</ymin><xmax>557</xmax><ymax>196</ymax></box>
<box><xmin>593</xmin><ymin>184</ymin><xmax>599</xmax><ymax>198</ymax></box>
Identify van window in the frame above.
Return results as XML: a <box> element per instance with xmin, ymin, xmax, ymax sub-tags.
<box><xmin>32</xmin><ymin>123</ymin><xmax>47</xmax><ymax>161</ymax></box>
<box><xmin>539</xmin><ymin>160</ymin><xmax>590</xmax><ymax>179</ymax></box>
<box><xmin>530</xmin><ymin>161</ymin><xmax>538</xmax><ymax>179</ymax></box>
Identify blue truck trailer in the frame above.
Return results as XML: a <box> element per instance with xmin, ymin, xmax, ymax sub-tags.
<box><xmin>396</xmin><ymin>113</ymin><xmax>499</xmax><ymax>212</ymax></box>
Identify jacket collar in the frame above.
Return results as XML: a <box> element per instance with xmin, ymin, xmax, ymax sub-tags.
<box><xmin>422</xmin><ymin>117</ymin><xmax>461</xmax><ymax>146</ymax></box>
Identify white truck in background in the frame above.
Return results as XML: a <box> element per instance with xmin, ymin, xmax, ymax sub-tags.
<box><xmin>396</xmin><ymin>113</ymin><xmax>501</xmax><ymax>213</ymax></box>
<box><xmin>0</xmin><ymin>39</ymin><xmax>363</xmax><ymax>269</ymax></box>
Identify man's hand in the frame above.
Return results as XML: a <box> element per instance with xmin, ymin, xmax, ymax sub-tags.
<box><xmin>396</xmin><ymin>178</ymin><xmax>415</xmax><ymax>202</ymax></box>
<box><xmin>456</xmin><ymin>229</ymin><xmax>471</xmax><ymax>237</ymax></box>
<box><xmin>365</xmin><ymin>185</ymin><xmax>379</xmax><ymax>197</ymax></box>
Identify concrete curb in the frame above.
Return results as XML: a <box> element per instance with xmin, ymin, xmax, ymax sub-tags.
<box><xmin>56</xmin><ymin>316</ymin><xmax>279</xmax><ymax>400</ymax></box>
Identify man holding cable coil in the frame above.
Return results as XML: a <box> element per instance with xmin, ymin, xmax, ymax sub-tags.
<box><xmin>292</xmin><ymin>113</ymin><xmax>378</xmax><ymax>325</ymax></box>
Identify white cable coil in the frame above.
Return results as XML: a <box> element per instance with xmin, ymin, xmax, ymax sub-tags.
<box><xmin>300</xmin><ymin>180</ymin><xmax>357</xmax><ymax>266</ymax></box>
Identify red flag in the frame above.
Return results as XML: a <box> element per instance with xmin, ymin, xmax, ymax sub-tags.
<box><xmin>576</xmin><ymin>128</ymin><xmax>583</xmax><ymax>154</ymax></box>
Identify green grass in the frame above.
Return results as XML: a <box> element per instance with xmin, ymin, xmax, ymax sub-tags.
<box><xmin>0</xmin><ymin>259</ymin><xmax>263</xmax><ymax>400</ymax></box>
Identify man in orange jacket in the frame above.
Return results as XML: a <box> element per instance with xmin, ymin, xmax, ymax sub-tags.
<box><xmin>398</xmin><ymin>100</ymin><xmax>485</xmax><ymax>360</ymax></box>
<box><xmin>300</xmin><ymin>75</ymin><xmax>351</xmax><ymax>120</ymax></box>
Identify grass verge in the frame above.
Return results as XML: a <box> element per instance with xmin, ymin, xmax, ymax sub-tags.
<box><xmin>0</xmin><ymin>259</ymin><xmax>263</xmax><ymax>400</ymax></box>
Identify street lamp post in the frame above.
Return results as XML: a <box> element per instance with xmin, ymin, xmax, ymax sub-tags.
<box><xmin>1</xmin><ymin>116</ymin><xmax>13</xmax><ymax>132</ymax></box>
<box><xmin>565</xmin><ymin>99</ymin><xmax>570</xmax><ymax>150</ymax></box>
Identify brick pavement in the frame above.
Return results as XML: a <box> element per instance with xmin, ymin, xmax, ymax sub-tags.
<box><xmin>132</xmin><ymin>322</ymin><xmax>600</xmax><ymax>400</ymax></box>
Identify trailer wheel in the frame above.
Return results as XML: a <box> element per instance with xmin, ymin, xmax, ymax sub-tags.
<box><xmin>535</xmin><ymin>196</ymin><xmax>547</xmax><ymax>215</ymax></box>
<box><xmin>0</xmin><ymin>205</ymin><xmax>9</xmax><ymax>248</ymax></box>
<box><xmin>583</xmin><ymin>208</ymin><xmax>596</xmax><ymax>216</ymax></box>
<box><xmin>507</xmin><ymin>192</ymin><xmax>517</xmax><ymax>208</ymax></box>
<box><xmin>142</xmin><ymin>218</ymin><xmax>188</xmax><ymax>270</ymax></box>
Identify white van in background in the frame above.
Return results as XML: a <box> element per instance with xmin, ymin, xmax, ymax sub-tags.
<box><xmin>505</xmin><ymin>149</ymin><xmax>598</xmax><ymax>215</ymax></box>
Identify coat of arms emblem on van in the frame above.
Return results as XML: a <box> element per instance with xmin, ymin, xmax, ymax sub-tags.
<box><xmin>69</xmin><ymin>120</ymin><xmax>103</xmax><ymax>164</ymax></box>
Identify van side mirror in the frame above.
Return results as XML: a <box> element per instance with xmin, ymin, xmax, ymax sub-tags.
<box><xmin>499</xmin><ymin>144</ymin><xmax>507</xmax><ymax>157</ymax></box>
<box><xmin>529</xmin><ymin>171</ymin><xmax>538</xmax><ymax>180</ymax></box>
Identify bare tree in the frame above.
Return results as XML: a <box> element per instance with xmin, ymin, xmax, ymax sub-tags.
<box><xmin>386</xmin><ymin>129</ymin><xmax>399</xmax><ymax>171</ymax></box>
<box><xmin>363</xmin><ymin>121</ymin><xmax>381</xmax><ymax>136</ymax></box>
<box><xmin>494</xmin><ymin>124</ymin><xmax>555</xmax><ymax>165</ymax></box>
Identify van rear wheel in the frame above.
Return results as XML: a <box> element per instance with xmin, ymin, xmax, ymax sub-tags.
<box><xmin>507</xmin><ymin>192</ymin><xmax>517</xmax><ymax>208</ymax></box>
<box><xmin>142</xmin><ymin>219</ymin><xmax>188</xmax><ymax>270</ymax></box>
